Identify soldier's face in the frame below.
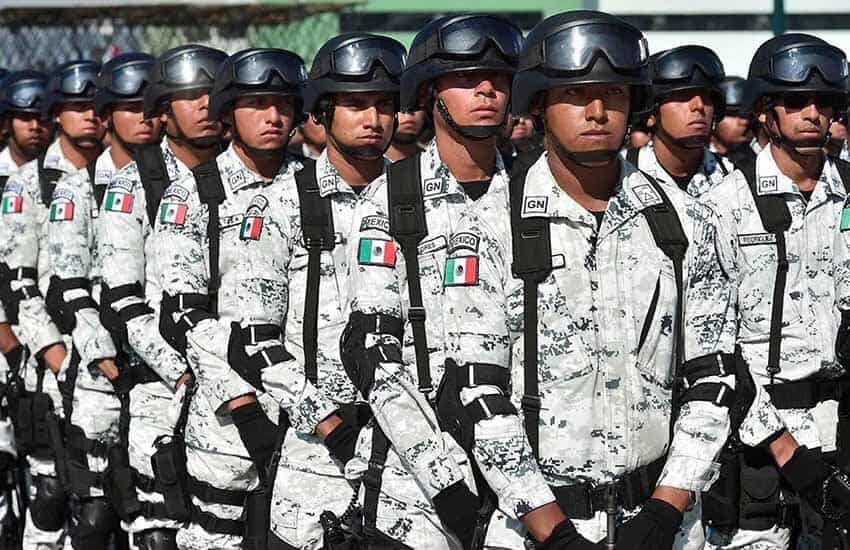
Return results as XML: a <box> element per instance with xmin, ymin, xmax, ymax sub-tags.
<box><xmin>541</xmin><ymin>84</ymin><xmax>630</xmax><ymax>153</ymax></box>
<box><xmin>230</xmin><ymin>94</ymin><xmax>296</xmax><ymax>152</ymax></box>
<box><xmin>10</xmin><ymin>112</ymin><xmax>52</xmax><ymax>156</ymax></box>
<box><xmin>328</xmin><ymin>92</ymin><xmax>396</xmax><ymax>159</ymax></box>
<box><xmin>168</xmin><ymin>90</ymin><xmax>222</xmax><ymax>139</ymax></box>
<box><xmin>56</xmin><ymin>101</ymin><xmax>103</xmax><ymax>147</ymax></box>
<box><xmin>394</xmin><ymin>110</ymin><xmax>427</xmax><ymax>145</ymax></box>
<box><xmin>433</xmin><ymin>70</ymin><xmax>511</xmax><ymax>129</ymax></box>
<box><xmin>715</xmin><ymin>114</ymin><xmax>752</xmax><ymax>148</ymax></box>
<box><xmin>656</xmin><ymin>89</ymin><xmax>716</xmax><ymax>141</ymax></box>
<box><xmin>111</xmin><ymin>101</ymin><xmax>160</xmax><ymax>145</ymax></box>
<box><xmin>762</xmin><ymin>93</ymin><xmax>835</xmax><ymax>153</ymax></box>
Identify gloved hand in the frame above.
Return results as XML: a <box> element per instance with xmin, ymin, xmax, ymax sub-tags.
<box><xmin>231</xmin><ymin>401</ymin><xmax>280</xmax><ymax>484</ymax></box>
<box><xmin>0</xmin><ymin>451</ymin><xmax>14</xmax><ymax>473</ymax></box>
<box><xmin>536</xmin><ymin>519</ymin><xmax>602</xmax><ymax>550</ymax></box>
<box><xmin>433</xmin><ymin>481</ymin><xmax>479</xmax><ymax>549</ymax></box>
<box><xmin>323</xmin><ymin>403</ymin><xmax>370</xmax><ymax>464</ymax></box>
<box><xmin>614</xmin><ymin>498</ymin><xmax>683</xmax><ymax>550</ymax></box>
<box><xmin>780</xmin><ymin>445</ymin><xmax>850</xmax><ymax>517</ymax></box>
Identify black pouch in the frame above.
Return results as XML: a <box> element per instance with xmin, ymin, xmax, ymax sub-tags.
<box><xmin>13</xmin><ymin>392</ymin><xmax>34</xmax><ymax>453</ymax></box>
<box><xmin>242</xmin><ymin>488</ymin><xmax>270</xmax><ymax>550</ymax></box>
<box><xmin>104</xmin><ymin>444</ymin><xmax>142</xmax><ymax>522</ymax></box>
<box><xmin>435</xmin><ymin>360</ymin><xmax>474</xmax><ymax>452</ymax></box>
<box><xmin>702</xmin><ymin>445</ymin><xmax>741</xmax><ymax>530</ymax></box>
<box><xmin>150</xmin><ymin>436</ymin><xmax>190</xmax><ymax>522</ymax></box>
<box><xmin>64</xmin><ymin>423</ymin><xmax>94</xmax><ymax>496</ymax></box>
<box><xmin>31</xmin><ymin>392</ymin><xmax>53</xmax><ymax>451</ymax></box>
<box><xmin>739</xmin><ymin>447</ymin><xmax>782</xmax><ymax>531</ymax></box>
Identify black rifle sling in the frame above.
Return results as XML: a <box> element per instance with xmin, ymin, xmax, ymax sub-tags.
<box><xmin>294</xmin><ymin>158</ymin><xmax>335</xmax><ymax>385</ymax></box>
<box><xmin>136</xmin><ymin>144</ymin><xmax>171</xmax><ymax>227</ymax></box>
<box><xmin>37</xmin><ymin>153</ymin><xmax>63</xmax><ymax>207</ymax></box>
<box><xmin>86</xmin><ymin>159</ymin><xmax>107</xmax><ymax>209</ymax></box>
<box><xmin>191</xmin><ymin>160</ymin><xmax>226</xmax><ymax>317</ymax></box>
<box><xmin>386</xmin><ymin>154</ymin><xmax>432</xmax><ymax>396</ymax></box>
<box><xmin>740</xmin><ymin>162</ymin><xmax>792</xmax><ymax>385</ymax></box>
<box><xmin>835</xmin><ymin>158</ymin><xmax>850</xmax><ymax>193</ymax></box>
<box><xmin>626</xmin><ymin>146</ymin><xmax>640</xmax><ymax>167</ymax></box>
<box><xmin>509</xmin><ymin>168</ymin><xmax>552</xmax><ymax>459</ymax></box>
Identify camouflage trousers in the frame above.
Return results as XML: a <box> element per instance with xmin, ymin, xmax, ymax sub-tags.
<box><xmin>66</xmin><ymin>386</ymin><xmax>120</xmax><ymax>498</ymax></box>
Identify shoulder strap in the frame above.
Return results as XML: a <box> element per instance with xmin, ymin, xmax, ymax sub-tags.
<box><xmin>37</xmin><ymin>152</ymin><xmax>63</xmax><ymax>207</ymax></box>
<box><xmin>712</xmin><ymin>152</ymin><xmax>729</xmax><ymax>177</ymax></box>
<box><xmin>386</xmin><ymin>153</ymin><xmax>432</xmax><ymax>397</ymax></box>
<box><xmin>740</xmin><ymin>163</ymin><xmax>791</xmax><ymax>385</ymax></box>
<box><xmin>834</xmin><ymin>157</ymin><xmax>850</xmax><ymax>194</ymax></box>
<box><xmin>86</xmin><ymin>159</ymin><xmax>106</xmax><ymax>208</ymax></box>
<box><xmin>191</xmin><ymin>159</ymin><xmax>226</xmax><ymax>317</ymax></box>
<box><xmin>294</xmin><ymin>158</ymin><xmax>335</xmax><ymax>386</ymax></box>
<box><xmin>637</xmin><ymin>173</ymin><xmax>690</xmax><ymax>436</ymax></box>
<box><xmin>509</xmin><ymin>167</ymin><xmax>552</xmax><ymax>459</ymax></box>
<box><xmin>626</xmin><ymin>147</ymin><xmax>640</xmax><ymax>167</ymax></box>
<box><xmin>136</xmin><ymin>143</ymin><xmax>171</xmax><ymax>227</ymax></box>
<box><xmin>0</xmin><ymin>175</ymin><xmax>8</xmax><ymax>191</ymax></box>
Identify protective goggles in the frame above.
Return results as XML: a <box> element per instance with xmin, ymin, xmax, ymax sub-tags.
<box><xmin>315</xmin><ymin>37</ymin><xmax>406</xmax><ymax>79</ymax></box>
<box><xmin>417</xmin><ymin>16</ymin><xmax>522</xmax><ymax>63</ymax></box>
<box><xmin>159</xmin><ymin>49</ymin><xmax>226</xmax><ymax>86</ymax></box>
<box><xmin>7</xmin><ymin>80</ymin><xmax>47</xmax><ymax>109</ymax></box>
<box><xmin>525</xmin><ymin>23</ymin><xmax>648</xmax><ymax>73</ymax></box>
<box><xmin>653</xmin><ymin>46</ymin><xmax>724</xmax><ymax>82</ymax></box>
<box><xmin>56</xmin><ymin>64</ymin><xmax>98</xmax><ymax>95</ymax></box>
<box><xmin>231</xmin><ymin>50</ymin><xmax>307</xmax><ymax>87</ymax></box>
<box><xmin>769</xmin><ymin>45</ymin><xmax>848</xmax><ymax>85</ymax></box>
<box><xmin>103</xmin><ymin>60</ymin><xmax>154</xmax><ymax>96</ymax></box>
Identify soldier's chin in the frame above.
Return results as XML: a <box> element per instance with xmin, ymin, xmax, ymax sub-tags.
<box><xmin>393</xmin><ymin>131</ymin><xmax>419</xmax><ymax>145</ymax></box>
<box><xmin>343</xmin><ymin>144</ymin><xmax>385</xmax><ymax>160</ymax></box>
<box><xmin>71</xmin><ymin>135</ymin><xmax>101</xmax><ymax>148</ymax></box>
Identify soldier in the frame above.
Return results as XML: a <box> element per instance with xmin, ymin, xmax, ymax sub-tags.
<box><xmin>442</xmin><ymin>11</ymin><xmax>746</xmax><ymax>549</ymax></box>
<box><xmin>216</xmin><ymin>33</ymin><xmax>407</xmax><ymax>549</ymax></box>
<box><xmin>704</xmin><ymin>34</ymin><xmax>850</xmax><ymax>550</ymax></box>
<box><xmin>98</xmin><ymin>45</ymin><xmax>227</xmax><ymax>550</ymax></box>
<box><xmin>385</xmin><ymin>110</ymin><xmax>428</xmax><ymax>161</ymax></box>
<box><xmin>712</xmin><ymin>77</ymin><xmax>756</xmax><ymax>166</ymax></box>
<box><xmin>1</xmin><ymin>59</ymin><xmax>104</xmax><ymax>549</ymax></box>
<box><xmin>627</xmin><ymin>45</ymin><xmax>732</xmax><ymax>199</ymax></box>
<box><xmin>154</xmin><ymin>48</ymin><xmax>305</xmax><ymax>550</ymax></box>
<box><xmin>338</xmin><ymin>13</ymin><xmax>522</xmax><ymax>549</ymax></box>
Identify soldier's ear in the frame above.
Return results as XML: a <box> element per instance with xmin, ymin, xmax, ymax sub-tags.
<box><xmin>647</xmin><ymin>113</ymin><xmax>657</xmax><ymax>128</ymax></box>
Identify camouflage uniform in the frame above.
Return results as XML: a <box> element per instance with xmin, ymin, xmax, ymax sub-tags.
<box><xmin>344</xmin><ymin>139</ymin><xmax>493</xmax><ymax>548</ymax></box>
<box><xmin>98</xmin><ymin>140</ymin><xmax>191</xmax><ymax>536</ymax></box>
<box><xmin>443</xmin><ymin>153</ymin><xmax>743</xmax><ymax>547</ymax></box>
<box><xmin>630</xmin><ymin>141</ymin><xmax>733</xmax><ymax>198</ymax></box>
<box><xmin>258</xmin><ymin>151</ymin><xmax>385</xmax><ymax>548</ymax></box>
<box><xmin>153</xmin><ymin>145</ymin><xmax>292</xmax><ymax>550</ymax></box>
<box><xmin>2</xmin><ymin>139</ymin><xmax>76</xmax><ymax>549</ymax></box>
<box><xmin>704</xmin><ymin>145</ymin><xmax>847</xmax><ymax>549</ymax></box>
<box><xmin>46</xmin><ymin>147</ymin><xmax>121</xmax><ymax>500</ymax></box>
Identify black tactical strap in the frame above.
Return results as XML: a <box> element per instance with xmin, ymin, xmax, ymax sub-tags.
<box><xmin>192</xmin><ymin>160</ymin><xmax>226</xmax><ymax>317</ymax></box>
<box><xmin>551</xmin><ymin>455</ymin><xmax>666</xmax><ymax>520</ymax></box>
<box><xmin>189</xmin><ymin>504</ymin><xmax>243</xmax><ymax>536</ymax></box>
<box><xmin>136</xmin><ymin>143</ymin><xmax>171</xmax><ymax>227</ymax></box>
<box><xmin>66</xmin><ymin>424</ymin><xmax>109</xmax><ymax>457</ymax></box>
<box><xmin>681</xmin><ymin>352</ymin><xmax>738</xmax><ymax>387</ymax></box>
<box><xmin>86</xmin><ymin>159</ymin><xmax>106</xmax><ymax>209</ymax></box>
<box><xmin>767</xmin><ymin>376</ymin><xmax>850</xmax><ymax>410</ymax></box>
<box><xmin>508</xmin><ymin>167</ymin><xmax>552</xmax><ymax>459</ymax></box>
<box><xmin>0</xmin><ymin>175</ymin><xmax>8</xmax><ymax>190</ymax></box>
<box><xmin>295</xmin><ymin>158</ymin><xmax>335</xmax><ymax>385</ymax></box>
<box><xmin>740</xmin><ymin>162</ymin><xmax>792</xmax><ymax>385</ymax></box>
<box><xmin>626</xmin><ymin>147</ymin><xmax>640</xmax><ymax>167</ymax></box>
<box><xmin>186</xmin><ymin>474</ymin><xmax>248</xmax><ymax>507</ymax></box>
<box><xmin>464</xmin><ymin>394</ymin><xmax>518</xmax><ymax>423</ymax></box>
<box><xmin>235</xmin><ymin>324</ymin><xmax>282</xmax><ymax>345</ymax></box>
<box><xmin>363</xmin><ymin>425</ymin><xmax>390</xmax><ymax>538</ymax></box>
<box><xmin>386</xmin><ymin>154</ymin><xmax>431</xmax><ymax>397</ymax></box>
<box><xmin>101</xmin><ymin>282</ymin><xmax>152</xmax><ymax>324</ymax></box>
<box><xmin>457</xmin><ymin>363</ymin><xmax>511</xmax><ymax>390</ymax></box>
<box><xmin>835</xmin><ymin>158</ymin><xmax>850</xmax><ymax>192</ymax></box>
<box><xmin>712</xmin><ymin>152</ymin><xmax>730</xmax><ymax>177</ymax></box>
<box><xmin>174</xmin><ymin>377</ymin><xmax>195</xmax><ymax>438</ymax></box>
<box><xmin>37</xmin><ymin>152</ymin><xmax>63</xmax><ymax>207</ymax></box>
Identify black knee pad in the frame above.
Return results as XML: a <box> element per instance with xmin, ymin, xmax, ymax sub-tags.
<box><xmin>71</xmin><ymin>497</ymin><xmax>120</xmax><ymax>548</ymax></box>
<box><xmin>29</xmin><ymin>475</ymin><xmax>66</xmax><ymax>531</ymax></box>
<box><xmin>134</xmin><ymin>528</ymin><xmax>178</xmax><ymax>550</ymax></box>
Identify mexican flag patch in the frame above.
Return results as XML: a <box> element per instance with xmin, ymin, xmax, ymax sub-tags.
<box><xmin>841</xmin><ymin>207</ymin><xmax>850</xmax><ymax>232</ymax></box>
<box><xmin>444</xmin><ymin>256</ymin><xmax>478</xmax><ymax>286</ymax></box>
<box><xmin>240</xmin><ymin>216</ymin><xmax>263</xmax><ymax>240</ymax></box>
<box><xmin>159</xmin><ymin>203</ymin><xmax>187</xmax><ymax>225</ymax></box>
<box><xmin>49</xmin><ymin>201</ymin><xmax>74</xmax><ymax>221</ymax></box>
<box><xmin>1</xmin><ymin>195</ymin><xmax>22</xmax><ymax>214</ymax></box>
<box><xmin>358</xmin><ymin>238</ymin><xmax>396</xmax><ymax>267</ymax></box>
<box><xmin>104</xmin><ymin>191</ymin><xmax>134</xmax><ymax>213</ymax></box>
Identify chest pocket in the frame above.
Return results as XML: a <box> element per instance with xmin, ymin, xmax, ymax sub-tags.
<box><xmin>633</xmin><ymin>251</ymin><xmax>678</xmax><ymax>387</ymax></box>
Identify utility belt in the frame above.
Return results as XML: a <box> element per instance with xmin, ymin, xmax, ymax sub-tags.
<box><xmin>186</xmin><ymin>474</ymin><xmax>271</xmax><ymax>547</ymax></box>
<box><xmin>551</xmin><ymin>456</ymin><xmax>666</xmax><ymax>520</ymax></box>
<box><xmin>64</xmin><ymin>420</ymin><xmax>110</xmax><ymax>497</ymax></box>
<box><xmin>766</xmin><ymin>375</ymin><xmax>850</xmax><ymax>410</ymax></box>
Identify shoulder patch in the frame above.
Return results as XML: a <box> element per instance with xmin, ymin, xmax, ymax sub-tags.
<box><xmin>358</xmin><ymin>237</ymin><xmax>396</xmax><ymax>267</ymax></box>
<box><xmin>246</xmin><ymin>195</ymin><xmax>269</xmax><ymax>215</ymax></box>
<box><xmin>1</xmin><ymin>194</ymin><xmax>22</xmax><ymax>214</ymax></box>
<box><xmin>104</xmin><ymin>190</ymin><xmax>134</xmax><ymax>214</ymax></box>
<box><xmin>631</xmin><ymin>183</ymin><xmax>663</xmax><ymax>207</ymax></box>
<box><xmin>52</xmin><ymin>188</ymin><xmax>74</xmax><ymax>202</ymax></box>
<box><xmin>360</xmin><ymin>214</ymin><xmax>390</xmax><ymax>234</ymax></box>
<box><xmin>448</xmin><ymin>232</ymin><xmax>480</xmax><ymax>254</ymax></box>
<box><xmin>318</xmin><ymin>175</ymin><xmax>337</xmax><ymax>195</ymax></box>
<box><xmin>3</xmin><ymin>181</ymin><xmax>23</xmax><ymax>195</ymax></box>
<box><xmin>444</xmin><ymin>255</ymin><xmax>479</xmax><ymax>286</ymax></box>
<box><xmin>423</xmin><ymin>177</ymin><xmax>448</xmax><ymax>198</ymax></box>
<box><xmin>107</xmin><ymin>176</ymin><xmax>135</xmax><ymax>192</ymax></box>
<box><xmin>757</xmin><ymin>176</ymin><xmax>778</xmax><ymax>194</ymax></box>
<box><xmin>162</xmin><ymin>184</ymin><xmax>190</xmax><ymax>203</ymax></box>
<box><xmin>240</xmin><ymin>215</ymin><xmax>264</xmax><ymax>240</ymax></box>
<box><xmin>159</xmin><ymin>202</ymin><xmax>188</xmax><ymax>225</ymax></box>
<box><xmin>522</xmin><ymin>195</ymin><xmax>549</xmax><ymax>215</ymax></box>
<box><xmin>419</xmin><ymin>235</ymin><xmax>447</xmax><ymax>255</ymax></box>
<box><xmin>49</xmin><ymin>198</ymin><xmax>74</xmax><ymax>221</ymax></box>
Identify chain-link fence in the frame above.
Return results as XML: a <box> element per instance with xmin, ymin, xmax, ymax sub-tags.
<box><xmin>0</xmin><ymin>4</ymin><xmax>345</xmax><ymax>70</ymax></box>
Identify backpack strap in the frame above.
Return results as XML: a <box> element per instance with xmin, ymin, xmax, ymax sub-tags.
<box><xmin>191</xmin><ymin>160</ymin><xmax>226</xmax><ymax>317</ymax></box>
<box><xmin>637</xmin><ymin>172</ymin><xmax>689</xmax><ymax>434</ymax></box>
<box><xmin>294</xmin><ymin>158</ymin><xmax>335</xmax><ymax>386</ymax></box>
<box><xmin>740</xmin><ymin>162</ymin><xmax>792</xmax><ymax>385</ymax></box>
<box><xmin>626</xmin><ymin>147</ymin><xmax>640</xmax><ymax>167</ymax></box>
<box><xmin>508</xmin><ymin>167</ymin><xmax>553</xmax><ymax>459</ymax></box>
<box><xmin>386</xmin><ymin>153</ymin><xmax>432</xmax><ymax>397</ymax></box>
<box><xmin>37</xmin><ymin>152</ymin><xmax>63</xmax><ymax>207</ymax></box>
<box><xmin>136</xmin><ymin>143</ymin><xmax>171</xmax><ymax>227</ymax></box>
<box><xmin>834</xmin><ymin>157</ymin><xmax>850</xmax><ymax>194</ymax></box>
<box><xmin>86</xmin><ymin>159</ymin><xmax>106</xmax><ymax>208</ymax></box>
<box><xmin>711</xmin><ymin>152</ymin><xmax>730</xmax><ymax>177</ymax></box>
<box><xmin>0</xmin><ymin>175</ymin><xmax>8</xmax><ymax>191</ymax></box>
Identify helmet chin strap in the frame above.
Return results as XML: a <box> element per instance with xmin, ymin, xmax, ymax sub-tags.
<box><xmin>435</xmin><ymin>97</ymin><xmax>503</xmax><ymax>141</ymax></box>
<box><xmin>545</xmin><ymin>115</ymin><xmax>620</xmax><ymax>168</ymax></box>
<box><xmin>322</xmin><ymin>103</ymin><xmax>395</xmax><ymax>161</ymax></box>
<box><xmin>765</xmin><ymin>100</ymin><xmax>830</xmax><ymax>156</ymax></box>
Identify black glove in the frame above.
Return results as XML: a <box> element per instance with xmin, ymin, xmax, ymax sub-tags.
<box><xmin>2</xmin><ymin>345</ymin><xmax>25</xmax><ymax>374</ymax></box>
<box><xmin>108</xmin><ymin>364</ymin><xmax>134</xmax><ymax>395</ymax></box>
<box><xmin>614</xmin><ymin>498</ymin><xmax>683</xmax><ymax>550</ymax></box>
<box><xmin>323</xmin><ymin>404</ymin><xmax>369</xmax><ymax>464</ymax></box>
<box><xmin>536</xmin><ymin>519</ymin><xmax>601</xmax><ymax>550</ymax></box>
<box><xmin>780</xmin><ymin>445</ymin><xmax>850</xmax><ymax>517</ymax></box>
<box><xmin>432</xmin><ymin>481</ymin><xmax>479</xmax><ymax>549</ymax></box>
<box><xmin>231</xmin><ymin>401</ymin><xmax>280</xmax><ymax>484</ymax></box>
<box><xmin>0</xmin><ymin>452</ymin><xmax>13</xmax><ymax>473</ymax></box>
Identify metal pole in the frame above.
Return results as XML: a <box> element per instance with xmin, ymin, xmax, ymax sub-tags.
<box><xmin>772</xmin><ymin>0</ymin><xmax>786</xmax><ymax>36</ymax></box>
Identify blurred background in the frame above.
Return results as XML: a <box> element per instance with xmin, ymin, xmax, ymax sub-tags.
<box><xmin>0</xmin><ymin>0</ymin><xmax>849</xmax><ymax>76</ymax></box>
